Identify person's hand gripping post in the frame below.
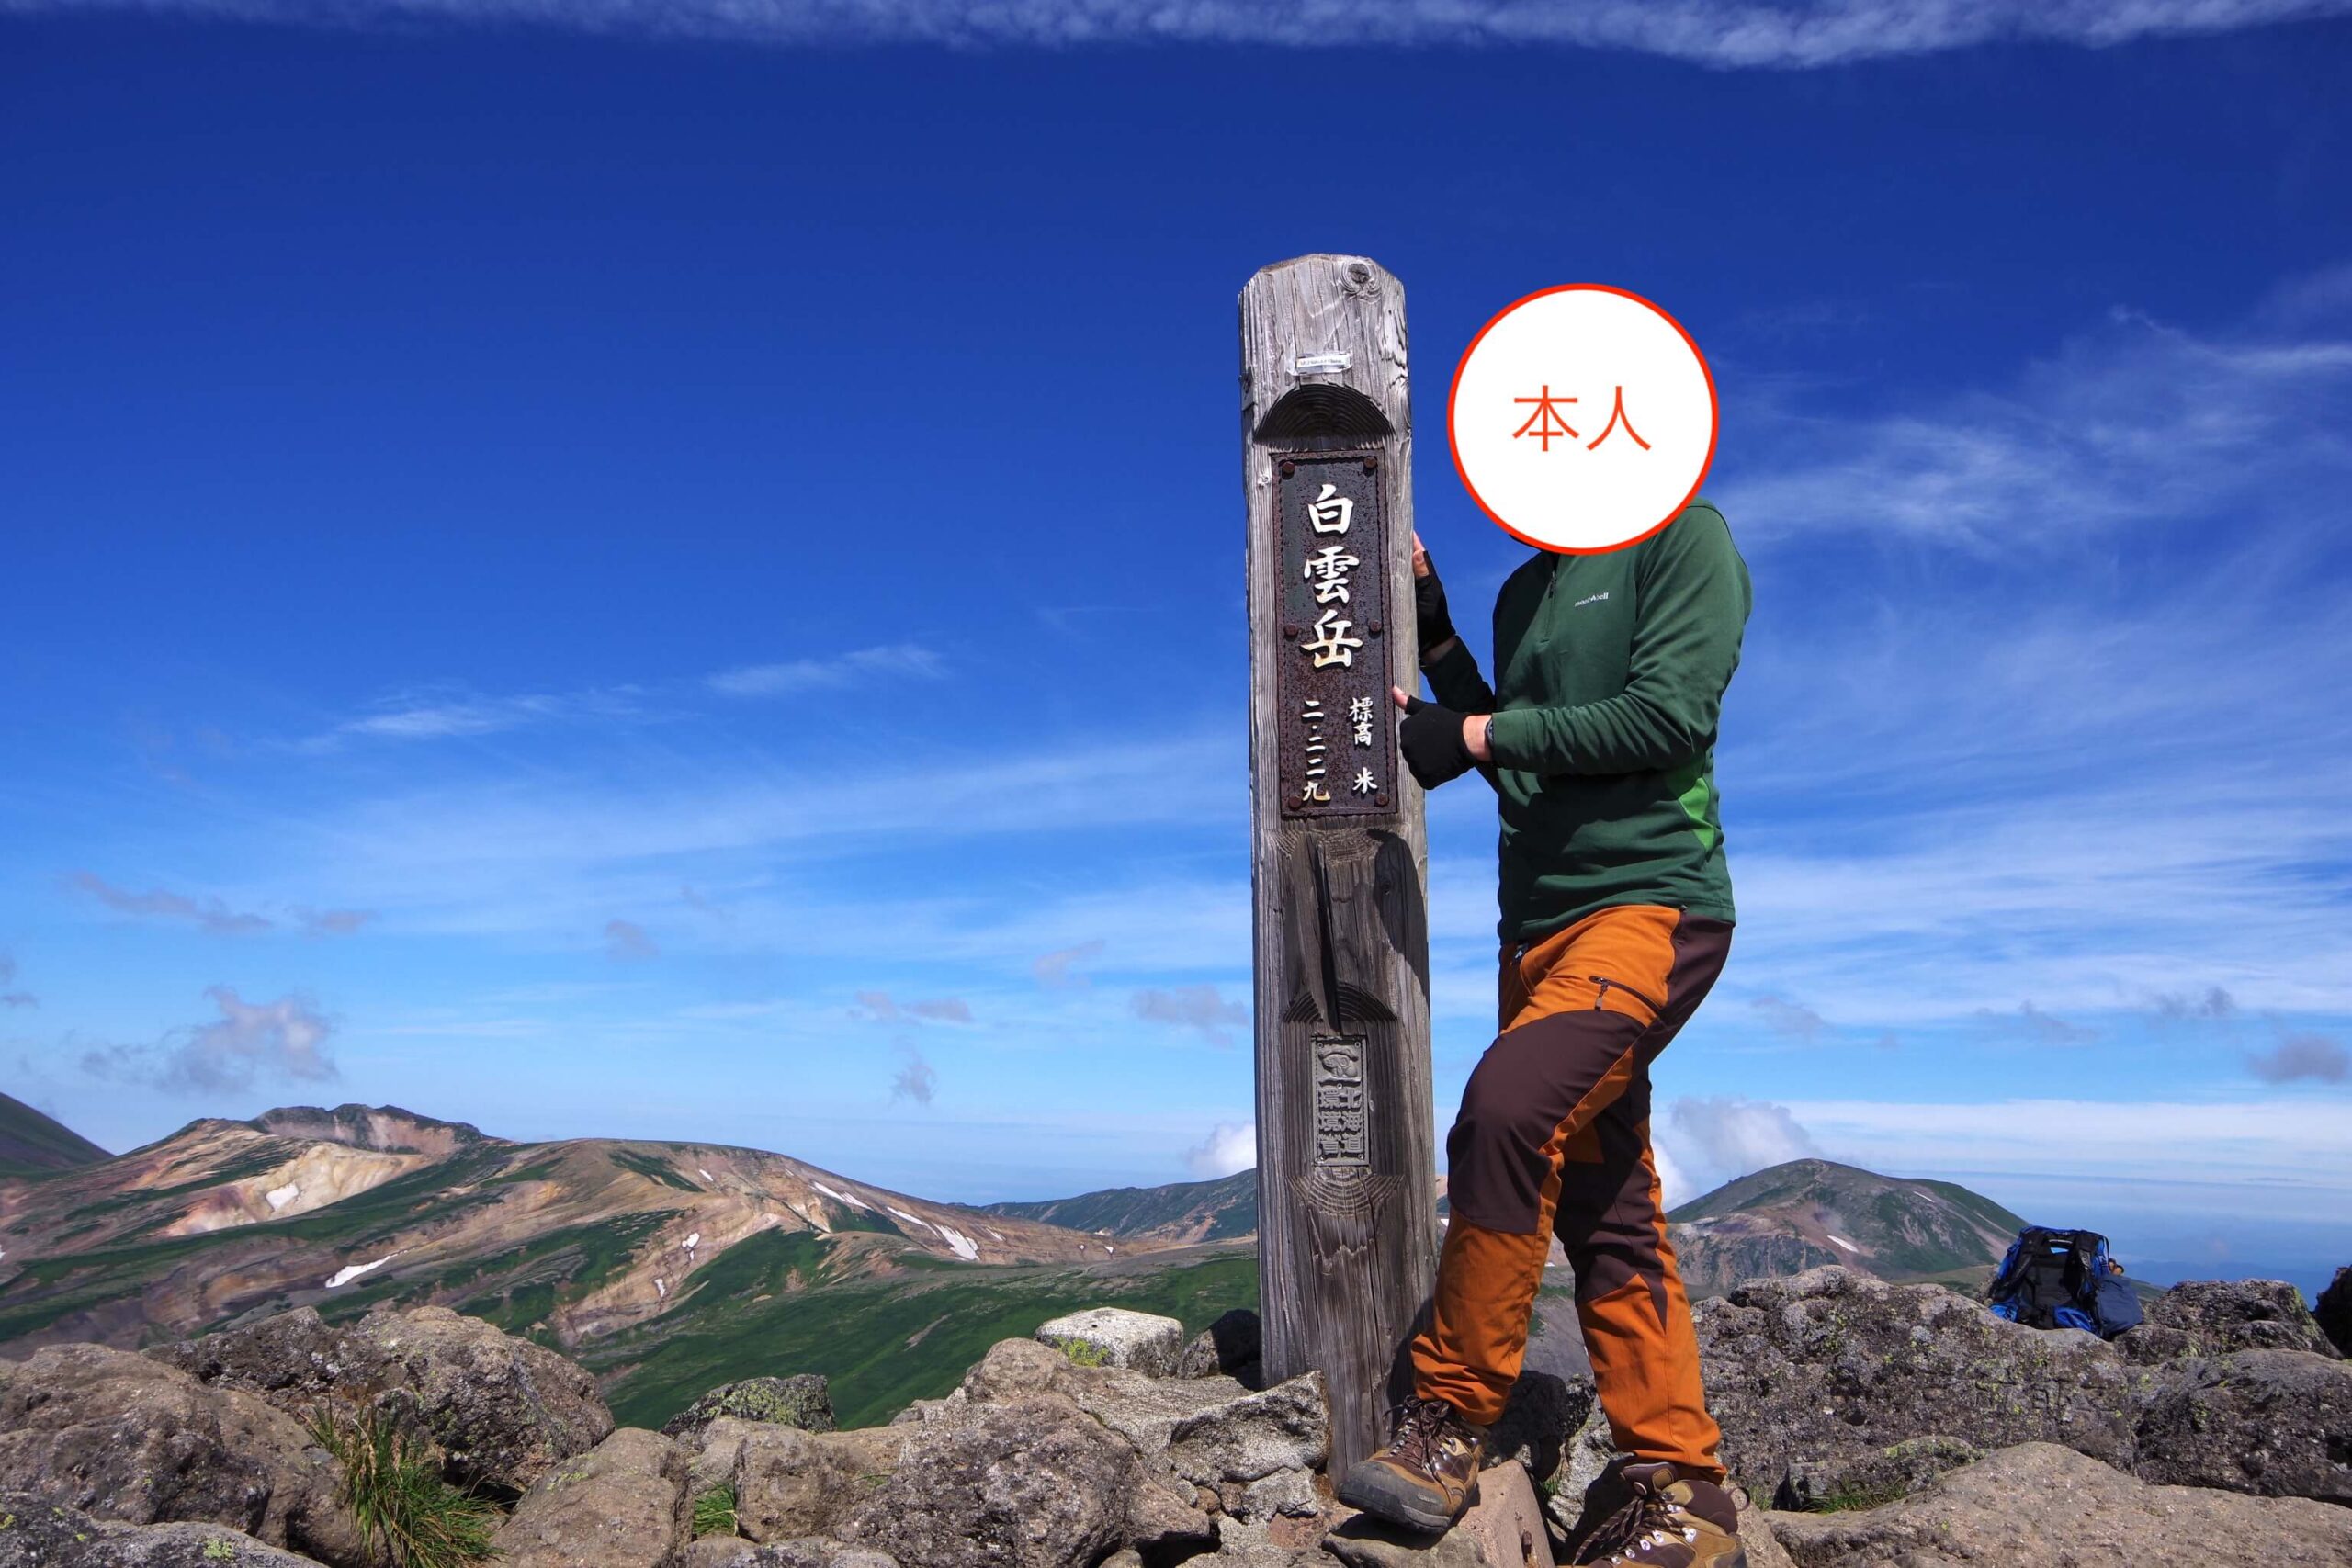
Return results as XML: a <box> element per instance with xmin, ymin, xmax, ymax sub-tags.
<box><xmin>1393</xmin><ymin>531</ymin><xmax>1493</xmax><ymax>790</ymax></box>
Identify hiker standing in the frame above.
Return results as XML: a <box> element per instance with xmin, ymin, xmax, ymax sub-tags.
<box><xmin>1337</xmin><ymin>501</ymin><xmax>1752</xmax><ymax>1567</ymax></box>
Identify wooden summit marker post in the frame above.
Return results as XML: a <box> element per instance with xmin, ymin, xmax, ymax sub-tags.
<box><xmin>1240</xmin><ymin>254</ymin><xmax>1439</xmax><ymax>1477</ymax></box>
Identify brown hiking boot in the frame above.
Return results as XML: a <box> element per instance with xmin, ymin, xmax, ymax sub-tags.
<box><xmin>1335</xmin><ymin>1397</ymin><xmax>1487</xmax><ymax>1532</ymax></box>
<box><xmin>1575</xmin><ymin>1462</ymin><xmax>1747</xmax><ymax>1566</ymax></box>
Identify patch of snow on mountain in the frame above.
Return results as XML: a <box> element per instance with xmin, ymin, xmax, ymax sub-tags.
<box><xmin>811</xmin><ymin>1181</ymin><xmax>868</xmax><ymax>1210</ymax></box>
<box><xmin>265</xmin><ymin>1182</ymin><xmax>300</xmax><ymax>1211</ymax></box>
<box><xmin>936</xmin><ymin>1224</ymin><xmax>980</xmax><ymax>1261</ymax></box>
<box><xmin>682</xmin><ymin>1232</ymin><xmax>701</xmax><ymax>1251</ymax></box>
<box><xmin>325</xmin><ymin>1254</ymin><xmax>396</xmax><ymax>1289</ymax></box>
<box><xmin>1829</xmin><ymin>1235</ymin><xmax>1859</xmax><ymax>1252</ymax></box>
<box><xmin>887</xmin><ymin>1207</ymin><xmax>934</xmax><ymax>1233</ymax></box>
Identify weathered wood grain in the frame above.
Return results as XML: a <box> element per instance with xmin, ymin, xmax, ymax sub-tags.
<box><xmin>1240</xmin><ymin>254</ymin><xmax>1439</xmax><ymax>1478</ymax></box>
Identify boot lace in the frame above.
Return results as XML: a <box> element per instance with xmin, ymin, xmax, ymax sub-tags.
<box><xmin>1579</xmin><ymin>1482</ymin><xmax>1696</xmax><ymax>1564</ymax></box>
<box><xmin>1382</xmin><ymin>1398</ymin><xmax>1459</xmax><ymax>1477</ymax></box>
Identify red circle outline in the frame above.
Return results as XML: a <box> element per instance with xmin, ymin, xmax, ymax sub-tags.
<box><xmin>1446</xmin><ymin>282</ymin><xmax>1720</xmax><ymax>556</ymax></box>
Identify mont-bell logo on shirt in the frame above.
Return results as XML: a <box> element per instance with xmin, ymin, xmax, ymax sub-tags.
<box><xmin>1574</xmin><ymin>592</ymin><xmax>1610</xmax><ymax>608</ymax></box>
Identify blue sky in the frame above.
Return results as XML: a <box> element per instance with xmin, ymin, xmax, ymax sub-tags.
<box><xmin>5</xmin><ymin>1</ymin><xmax>2350</xmax><ymax>1290</ymax></box>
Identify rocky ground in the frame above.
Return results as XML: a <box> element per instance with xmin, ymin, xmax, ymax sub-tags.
<box><xmin>1</xmin><ymin>1265</ymin><xmax>2346</xmax><ymax>1567</ymax></box>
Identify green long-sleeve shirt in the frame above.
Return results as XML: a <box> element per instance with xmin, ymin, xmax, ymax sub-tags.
<box><xmin>1422</xmin><ymin>500</ymin><xmax>1751</xmax><ymax>944</ymax></box>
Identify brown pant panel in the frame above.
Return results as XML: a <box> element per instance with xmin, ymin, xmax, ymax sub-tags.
<box><xmin>1408</xmin><ymin>908</ymin><xmax>1731</xmax><ymax>1472</ymax></box>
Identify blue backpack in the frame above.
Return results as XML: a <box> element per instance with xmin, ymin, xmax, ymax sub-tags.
<box><xmin>1987</xmin><ymin>1226</ymin><xmax>2143</xmax><ymax>1338</ymax></box>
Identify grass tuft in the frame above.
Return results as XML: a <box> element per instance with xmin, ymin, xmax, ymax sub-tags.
<box><xmin>1047</xmin><ymin>1336</ymin><xmax>1110</xmax><ymax>1368</ymax></box>
<box><xmin>305</xmin><ymin>1401</ymin><xmax>503</xmax><ymax>1567</ymax></box>
<box><xmin>691</xmin><ymin>1484</ymin><xmax>739</xmax><ymax>1538</ymax></box>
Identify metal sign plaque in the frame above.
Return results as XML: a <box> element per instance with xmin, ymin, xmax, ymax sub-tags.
<box><xmin>1310</xmin><ymin>1033</ymin><xmax>1370</xmax><ymax>1168</ymax></box>
<box><xmin>1273</xmin><ymin>450</ymin><xmax>1397</xmax><ymax>818</ymax></box>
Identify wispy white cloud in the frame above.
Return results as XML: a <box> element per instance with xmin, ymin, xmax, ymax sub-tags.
<box><xmin>890</xmin><ymin>1043</ymin><xmax>938</xmax><ymax>1104</ymax></box>
<box><xmin>707</xmin><ymin>644</ymin><xmax>942</xmax><ymax>697</ymax></box>
<box><xmin>857</xmin><ymin>990</ymin><xmax>975</xmax><ymax>1024</ymax></box>
<box><xmin>1723</xmin><ymin>308</ymin><xmax>2352</xmax><ymax>547</ymax></box>
<box><xmin>604</xmin><ymin>918</ymin><xmax>660</xmax><ymax>961</ymax></box>
<box><xmin>10</xmin><ymin>0</ymin><xmax>2344</xmax><ymax>66</ymax></box>
<box><xmin>294</xmin><ymin>646</ymin><xmax>941</xmax><ymax>749</ymax></box>
<box><xmin>1133</xmin><ymin>984</ymin><xmax>1247</xmax><ymax>1045</ymax></box>
<box><xmin>71</xmin><ymin>872</ymin><xmax>272</xmax><ymax>935</ymax></box>
<box><xmin>1033</xmin><ymin>941</ymin><xmax>1104</xmax><ymax>989</ymax></box>
<box><xmin>81</xmin><ymin>987</ymin><xmax>338</xmax><ymax>1094</ymax></box>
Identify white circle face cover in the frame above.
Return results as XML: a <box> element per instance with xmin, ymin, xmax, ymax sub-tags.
<box><xmin>1448</xmin><ymin>285</ymin><xmax>1718</xmax><ymax>554</ymax></box>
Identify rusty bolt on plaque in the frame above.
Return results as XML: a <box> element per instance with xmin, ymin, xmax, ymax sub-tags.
<box><xmin>1366</xmin><ymin>619</ymin><xmax>1383</xmax><ymax>637</ymax></box>
<box><xmin>1283</xmin><ymin>624</ymin><xmax>1301</xmax><ymax>640</ymax></box>
<box><xmin>1375</xmin><ymin>791</ymin><xmax>1390</xmax><ymax>807</ymax></box>
<box><xmin>1363</xmin><ymin>455</ymin><xmax>1379</xmax><ymax>473</ymax></box>
<box><xmin>1279</xmin><ymin>458</ymin><xmax>1296</xmax><ymax>479</ymax></box>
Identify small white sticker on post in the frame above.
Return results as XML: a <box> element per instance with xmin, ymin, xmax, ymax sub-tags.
<box><xmin>1294</xmin><ymin>352</ymin><xmax>1352</xmax><ymax>374</ymax></box>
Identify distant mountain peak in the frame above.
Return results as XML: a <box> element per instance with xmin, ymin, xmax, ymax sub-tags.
<box><xmin>0</xmin><ymin>1091</ymin><xmax>111</xmax><ymax>1176</ymax></box>
<box><xmin>1666</xmin><ymin>1157</ymin><xmax>2027</xmax><ymax>1298</ymax></box>
<box><xmin>246</xmin><ymin>1103</ymin><xmax>490</xmax><ymax>1156</ymax></box>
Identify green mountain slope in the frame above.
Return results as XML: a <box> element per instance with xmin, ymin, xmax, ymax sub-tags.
<box><xmin>0</xmin><ymin>1101</ymin><xmax>1248</xmax><ymax>1429</ymax></box>
<box><xmin>980</xmin><ymin>1169</ymin><xmax>1258</xmax><ymax>1244</ymax></box>
<box><xmin>1668</xmin><ymin>1158</ymin><xmax>2028</xmax><ymax>1297</ymax></box>
<box><xmin>0</xmin><ymin>1092</ymin><xmax>110</xmax><ymax>1177</ymax></box>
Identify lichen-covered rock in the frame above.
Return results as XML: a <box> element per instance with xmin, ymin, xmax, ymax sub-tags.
<box><xmin>0</xmin><ymin>1491</ymin><xmax>329</xmax><ymax>1567</ymax></box>
<box><xmin>1034</xmin><ymin>1307</ymin><xmax>1187</xmax><ymax>1376</ymax></box>
<box><xmin>353</xmin><ymin>1303</ymin><xmax>615</xmax><ymax>1495</ymax></box>
<box><xmin>1764</xmin><ymin>1441</ymin><xmax>2352</xmax><ymax>1567</ymax></box>
<box><xmin>664</xmin><ymin>1374</ymin><xmax>835</xmax><ymax>1438</ymax></box>
<box><xmin>1690</xmin><ymin>1267</ymin><xmax>2142</xmax><ymax>1495</ymax></box>
<box><xmin>1164</xmin><ymin>1373</ymin><xmax>1329</xmax><ymax>1490</ymax></box>
<box><xmin>2314</xmin><ymin>1266</ymin><xmax>2351</xmax><ymax>1358</ymax></box>
<box><xmin>730</xmin><ymin>1424</ymin><xmax>907</xmax><ymax>1545</ymax></box>
<box><xmin>1178</xmin><ymin>1308</ymin><xmax>1264</xmax><ymax>1387</ymax></box>
<box><xmin>2133</xmin><ymin>1349</ymin><xmax>2352</xmax><ymax>1504</ymax></box>
<box><xmin>960</xmin><ymin>1337</ymin><xmax>1250</xmax><ymax>1453</ymax></box>
<box><xmin>493</xmin><ymin>1426</ymin><xmax>693</xmax><ymax>1568</ymax></box>
<box><xmin>153</xmin><ymin>1302</ymin><xmax>614</xmax><ymax>1498</ymax></box>
<box><xmin>0</xmin><ymin>1344</ymin><xmax>365</xmax><ymax>1566</ymax></box>
<box><xmin>1773</xmin><ymin>1436</ymin><xmax>1983</xmax><ymax>1511</ymax></box>
<box><xmin>2131</xmin><ymin>1278</ymin><xmax>2339</xmax><ymax>1360</ymax></box>
<box><xmin>837</xmin><ymin>1393</ymin><xmax>1140</xmax><ymax>1568</ymax></box>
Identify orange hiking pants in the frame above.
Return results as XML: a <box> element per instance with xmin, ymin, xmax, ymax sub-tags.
<box><xmin>1408</xmin><ymin>903</ymin><xmax>1731</xmax><ymax>1481</ymax></box>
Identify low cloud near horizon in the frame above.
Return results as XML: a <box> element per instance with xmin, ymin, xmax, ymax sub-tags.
<box><xmin>11</xmin><ymin>0</ymin><xmax>2343</xmax><ymax>68</ymax></box>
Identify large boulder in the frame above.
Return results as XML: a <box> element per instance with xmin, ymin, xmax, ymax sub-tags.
<box><xmin>0</xmin><ymin>1343</ymin><xmax>365</xmax><ymax>1566</ymax></box>
<box><xmin>2126</xmin><ymin>1278</ymin><xmax>2339</xmax><ymax>1362</ymax></box>
<box><xmin>0</xmin><ymin>1491</ymin><xmax>329</xmax><ymax>1567</ymax></box>
<box><xmin>955</xmin><ymin>1337</ymin><xmax>1262</xmax><ymax>1454</ymax></box>
<box><xmin>348</xmin><ymin>1303</ymin><xmax>616</xmax><ymax>1495</ymax></box>
<box><xmin>1177</xmin><ymin>1309</ymin><xmax>1264</xmax><ymax>1388</ymax></box>
<box><xmin>153</xmin><ymin>1302</ymin><xmax>614</xmax><ymax>1497</ymax></box>
<box><xmin>1764</xmin><ymin>1441</ymin><xmax>2352</xmax><ymax>1567</ymax></box>
<box><xmin>2133</xmin><ymin>1349</ymin><xmax>2352</xmax><ymax>1504</ymax></box>
<box><xmin>2316</xmin><ymin>1266</ymin><xmax>2351</xmax><ymax>1358</ymax></box>
<box><xmin>1690</xmin><ymin>1267</ymin><xmax>2143</xmax><ymax>1495</ymax></box>
<box><xmin>730</xmin><ymin>1425</ymin><xmax>908</xmax><ymax>1545</ymax></box>
<box><xmin>493</xmin><ymin>1426</ymin><xmax>693</xmax><ymax>1568</ymax></box>
<box><xmin>836</xmin><ymin>1393</ymin><xmax>1141</xmax><ymax>1568</ymax></box>
<box><xmin>1034</xmin><ymin>1308</ymin><xmax>1187</xmax><ymax>1377</ymax></box>
<box><xmin>1163</xmin><ymin>1373</ymin><xmax>1330</xmax><ymax>1494</ymax></box>
<box><xmin>664</xmin><ymin>1374</ymin><xmax>836</xmax><ymax>1438</ymax></box>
